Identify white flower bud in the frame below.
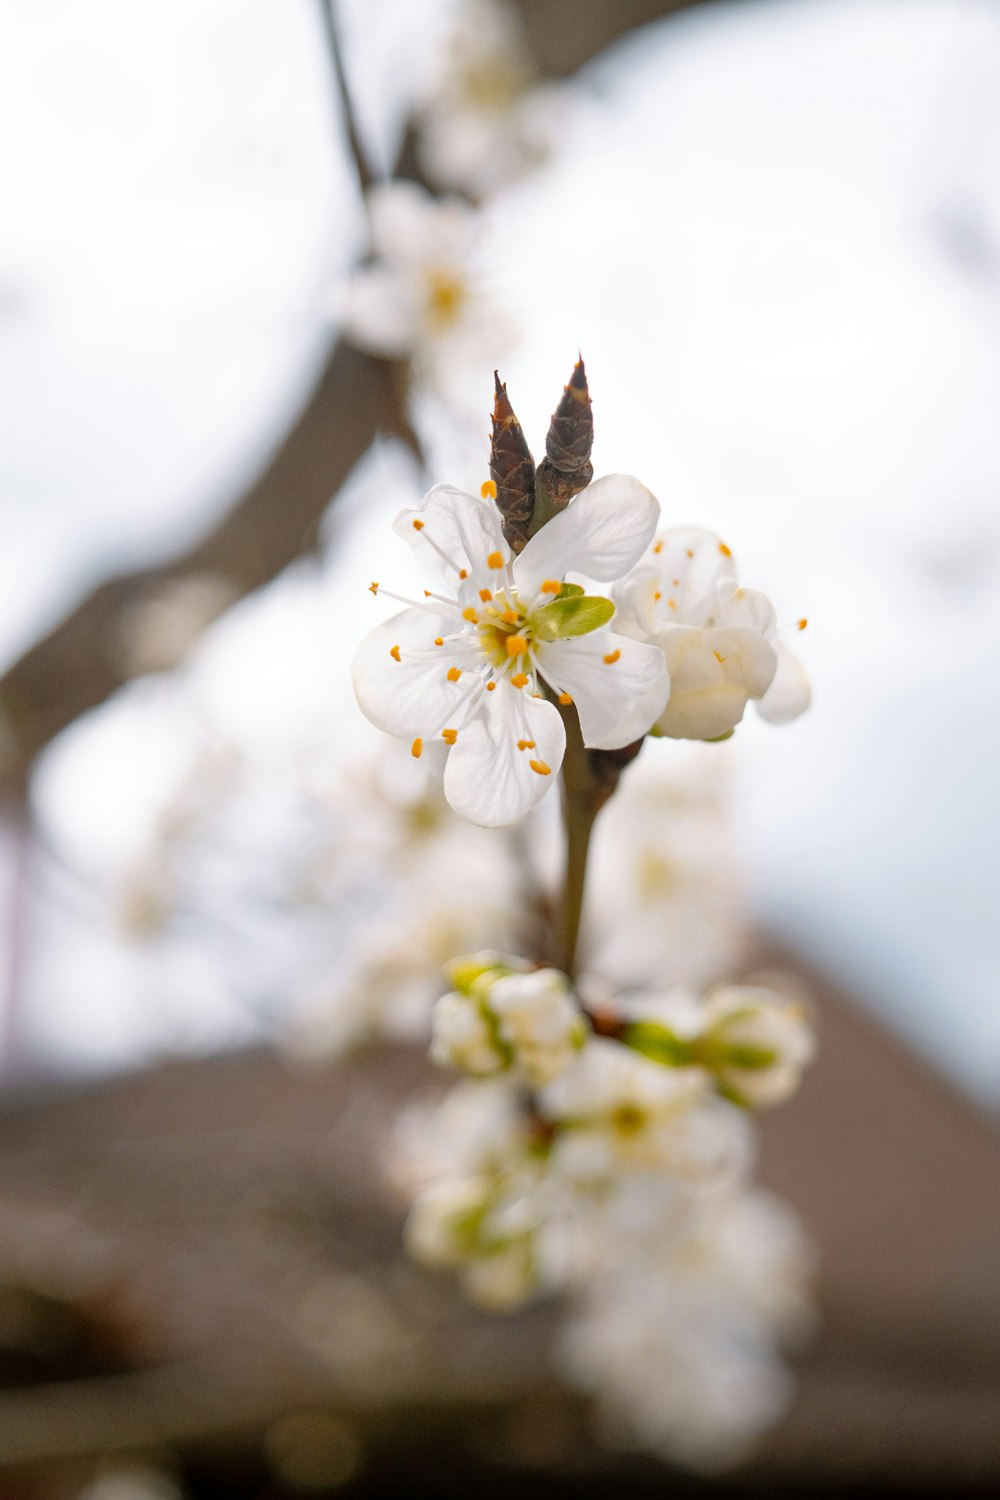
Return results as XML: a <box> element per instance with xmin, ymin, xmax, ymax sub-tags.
<box><xmin>403</xmin><ymin>1175</ymin><xmax>491</xmax><ymax>1269</ymax></box>
<box><xmin>702</xmin><ymin>986</ymin><xmax>815</xmax><ymax>1108</ymax></box>
<box><xmin>488</xmin><ymin>968</ymin><xmax>585</xmax><ymax>1085</ymax></box>
<box><xmin>430</xmin><ymin>991</ymin><xmax>506</xmax><ymax>1076</ymax></box>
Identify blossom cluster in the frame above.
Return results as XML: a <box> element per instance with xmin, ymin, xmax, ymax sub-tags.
<box><xmin>394</xmin><ymin>955</ymin><xmax>815</xmax><ymax>1459</ymax></box>
<box><xmin>352</xmin><ymin>475</ymin><xmax>808</xmax><ymax>826</ymax></box>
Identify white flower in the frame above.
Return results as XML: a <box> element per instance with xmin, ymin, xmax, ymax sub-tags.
<box><xmin>403</xmin><ymin>1169</ymin><xmax>548</xmax><ymax>1312</ymax></box>
<box><xmin>701</xmin><ymin>985</ymin><xmax>816</xmax><ymax>1108</ymax></box>
<box><xmin>352</xmin><ymin>478</ymin><xmax>670</xmax><ymax>826</ymax></box>
<box><xmin>415</xmin><ymin>0</ymin><xmax>562</xmax><ymax>195</ymax></box>
<box><xmin>340</xmin><ymin>180</ymin><xmax>510</xmax><ymax>366</ymax></box>
<box><xmin>538</xmin><ymin>1038</ymin><xmax>740</xmax><ymax>1184</ymax></box>
<box><xmin>613</xmin><ymin>528</ymin><xmax>810</xmax><ymax>740</ymax></box>
<box><xmin>431</xmin><ymin>960</ymin><xmax>585</xmax><ymax>1085</ymax></box>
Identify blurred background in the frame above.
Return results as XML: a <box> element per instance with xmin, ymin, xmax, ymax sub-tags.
<box><xmin>0</xmin><ymin>0</ymin><xmax>998</xmax><ymax>1495</ymax></box>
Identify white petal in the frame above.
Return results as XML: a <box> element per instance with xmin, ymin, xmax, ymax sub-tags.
<box><xmin>715</xmin><ymin>584</ymin><xmax>778</xmax><ymax>636</ymax></box>
<box><xmin>443</xmin><ymin>684</ymin><xmax>565</xmax><ymax>827</ymax></box>
<box><xmin>367</xmin><ymin>180</ymin><xmax>439</xmax><ymax>264</ymax></box>
<box><xmin>352</xmin><ymin>606</ymin><xmax>473</xmax><ymax>739</ymax></box>
<box><xmin>756</xmin><ymin>639</ymin><xmax>811</xmax><ymax>724</ymax></box>
<box><xmin>610</xmin><ymin>567</ymin><xmax>661</xmax><ymax>640</ymax></box>
<box><xmin>652</xmin><ymin>624</ymin><xmax>777</xmax><ymax>740</ymax></box>
<box><xmin>537</xmin><ymin>634</ymin><xmax>669</xmax><ymax>751</ymax></box>
<box><xmin>394</xmin><ymin>484</ymin><xmax>508</xmax><ymax>588</ymax></box>
<box><xmin>514</xmin><ymin>474</ymin><xmax>659</xmax><ymax>593</ymax></box>
<box><xmin>341</xmin><ymin>265</ymin><xmax>420</xmax><ymax>357</ymax></box>
<box><xmin>645</xmin><ymin>527</ymin><xmax>739</xmax><ymax>621</ymax></box>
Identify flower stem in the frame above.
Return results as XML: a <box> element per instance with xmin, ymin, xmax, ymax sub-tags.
<box><xmin>556</xmin><ymin>704</ymin><xmax>600</xmax><ymax>981</ymax></box>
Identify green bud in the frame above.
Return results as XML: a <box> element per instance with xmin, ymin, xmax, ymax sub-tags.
<box><xmin>530</xmin><ymin>594</ymin><xmax>615</xmax><ymax>641</ymax></box>
<box><xmin>445</xmin><ymin>951</ymin><xmax>527</xmax><ymax>997</ymax></box>
<box><xmin>623</xmin><ymin>1021</ymin><xmax>696</xmax><ymax>1068</ymax></box>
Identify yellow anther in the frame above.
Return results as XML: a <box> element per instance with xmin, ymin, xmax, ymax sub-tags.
<box><xmin>434</xmin><ymin>636</ymin><xmax>444</xmax><ymax>646</ymax></box>
<box><xmin>603</xmin><ymin>648</ymin><xmax>621</xmax><ymax>665</ymax></box>
<box><xmin>517</xmin><ymin>739</ymin><xmax>536</xmax><ymax>751</ymax></box>
<box><xmin>424</xmin><ymin>590</ymin><xmax>432</xmax><ymax>597</ymax></box>
<box><xmin>486</xmin><ymin>681</ymin><xmax>497</xmax><ymax>691</ymax></box>
<box><xmin>479</xmin><ymin>587</ymin><xmax>492</xmax><ymax>603</ymax></box>
<box><xmin>719</xmin><ymin>542</ymin><xmax>732</xmax><ymax>557</ymax></box>
<box><xmin>389</xmin><ymin>644</ymin><xmax>401</xmax><ymax>662</ymax></box>
<box><xmin>505</xmin><ymin>634</ymin><xmax>529</xmax><ymax>657</ymax></box>
<box><xmin>442</xmin><ymin>728</ymin><xmax>458</xmax><ymax>745</ymax></box>
<box><xmin>481</xmin><ymin>479</ymin><xmax>497</xmax><ymax>499</ymax></box>
<box><xmin>487</xmin><ymin>551</ymin><xmax>504</xmax><ymax>569</ymax></box>
<box><xmin>713</xmin><ymin>650</ymin><xmax>726</xmax><ymax>663</ymax></box>
<box><xmin>652</xmin><ymin>540</ymin><xmax>663</xmax><ymax>555</ymax></box>
<box><xmin>462</xmin><ymin>606</ymin><xmax>479</xmax><ymax>623</ymax></box>
<box><xmin>411</xmin><ymin>738</ymin><xmax>423</xmax><ymax>758</ymax></box>
<box><xmin>798</xmin><ymin>617</ymin><xmax>808</xmax><ymax>631</ymax></box>
<box><xmin>501</xmin><ymin>609</ymin><xmax>519</xmax><ymax>625</ymax></box>
<box><xmin>558</xmin><ymin>691</ymin><xmax>573</xmax><ymax>706</ymax></box>
<box><xmin>672</xmin><ymin>579</ymin><xmax>680</xmax><ymax>587</ymax></box>
<box><xmin>654</xmin><ymin>590</ymin><xmax>662</xmax><ymax>601</ymax></box>
<box><xmin>459</xmin><ymin>568</ymin><xmax>468</xmax><ymax>580</ymax></box>
<box><xmin>447</xmin><ymin>666</ymin><xmax>462</xmax><ymax>682</ymax></box>
<box><xmin>528</xmin><ymin>759</ymin><xmax>551</xmax><ymax>776</ymax></box>
<box><xmin>668</xmin><ymin>598</ymin><xmax>677</xmax><ymax>610</ymax></box>
<box><xmin>413</xmin><ymin>519</ymin><xmax>425</xmax><ymax>531</ymax></box>
<box><xmin>686</xmin><ymin>548</ymin><xmax>695</xmax><ymax>559</ymax></box>
<box><xmin>510</xmin><ymin>672</ymin><xmax>529</xmax><ymax>688</ymax></box>
<box><xmin>368</xmin><ymin>581</ymin><xmax>379</xmax><ymax>595</ymax></box>
<box><xmin>540</xmin><ymin>579</ymin><xmax>562</xmax><ymax>595</ymax></box>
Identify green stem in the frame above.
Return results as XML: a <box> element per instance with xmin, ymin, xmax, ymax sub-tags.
<box><xmin>556</xmin><ymin>703</ymin><xmax>599</xmax><ymax>981</ymax></box>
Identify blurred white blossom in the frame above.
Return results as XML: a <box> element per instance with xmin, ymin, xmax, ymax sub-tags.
<box><xmin>614</xmin><ymin>527</ymin><xmax>810</xmax><ymax>740</ymax></box>
<box><xmin>431</xmin><ymin>955</ymin><xmax>585</xmax><ymax>1085</ymax></box>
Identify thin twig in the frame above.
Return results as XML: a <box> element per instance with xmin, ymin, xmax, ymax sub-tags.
<box><xmin>318</xmin><ymin>0</ymin><xmax>378</xmax><ymax>195</ymax></box>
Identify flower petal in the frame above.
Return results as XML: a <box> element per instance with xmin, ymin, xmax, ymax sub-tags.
<box><xmin>514</xmin><ymin>474</ymin><xmax>659</xmax><ymax>594</ymax></box>
<box><xmin>756</xmin><ymin>639</ymin><xmax>811</xmax><ymax>724</ymax></box>
<box><xmin>715</xmin><ymin>584</ymin><xmax>778</xmax><ymax>636</ymax></box>
<box><xmin>341</xmin><ymin>265</ymin><xmax>420</xmax><ymax>357</ymax></box>
<box><xmin>651</xmin><ymin>624</ymin><xmax>777</xmax><ymax>740</ymax></box>
<box><xmin>394</xmin><ymin>484</ymin><xmax>509</xmax><ymax>589</ymax></box>
<box><xmin>645</xmin><ymin>527</ymin><xmax>739</xmax><ymax>621</ymax></box>
<box><xmin>352</xmin><ymin>606</ymin><xmax>474</xmax><ymax>739</ymax></box>
<box><xmin>537</xmin><ymin>633</ymin><xmax>669</xmax><ymax>751</ymax></box>
<box><xmin>443</xmin><ymin>684</ymin><xmax>565</xmax><ymax>826</ymax></box>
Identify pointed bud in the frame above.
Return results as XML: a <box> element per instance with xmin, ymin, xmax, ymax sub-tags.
<box><xmin>536</xmin><ymin>357</ymin><xmax>594</xmax><ymax>512</ymax></box>
<box><xmin>490</xmin><ymin>372</ymin><xmax>536</xmax><ymax>554</ymax></box>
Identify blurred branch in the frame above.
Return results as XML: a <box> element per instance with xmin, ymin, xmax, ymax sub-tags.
<box><xmin>318</xmin><ymin>0</ymin><xmax>378</xmax><ymax>194</ymax></box>
<box><xmin>0</xmin><ymin>0</ymin><xmax>710</xmax><ymax>794</ymax></box>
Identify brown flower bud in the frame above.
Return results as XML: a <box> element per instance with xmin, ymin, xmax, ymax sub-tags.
<box><xmin>535</xmin><ymin>357</ymin><xmax>594</xmax><ymax>513</ymax></box>
<box><xmin>490</xmin><ymin>372</ymin><xmax>536</xmax><ymax>554</ymax></box>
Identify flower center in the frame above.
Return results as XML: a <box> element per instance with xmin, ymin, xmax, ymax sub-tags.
<box><xmin>477</xmin><ymin>596</ymin><xmax>530</xmax><ymax>668</ymax></box>
<box><xmin>424</xmin><ymin>267</ymin><xmax>468</xmax><ymax>331</ymax></box>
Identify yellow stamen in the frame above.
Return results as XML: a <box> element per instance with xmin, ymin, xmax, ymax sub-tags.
<box><xmin>686</xmin><ymin>549</ymin><xmax>694</xmax><ymax>559</ymax></box>
<box><xmin>447</xmin><ymin>667</ymin><xmax>462</xmax><ymax>682</ymax></box>
<box><xmin>481</xmin><ymin>479</ymin><xmax>497</xmax><ymax>500</ymax></box>
<box><xmin>505</xmin><ymin>634</ymin><xmax>529</xmax><ymax>657</ymax></box>
<box><xmin>653</xmin><ymin>540</ymin><xmax>663</xmax><ymax>555</ymax></box>
<box><xmin>434</xmin><ymin>637</ymin><xmax>444</xmax><ymax>646</ymax></box>
<box><xmin>713</xmin><ymin>651</ymin><xmax>726</xmax><ymax>663</ymax></box>
<box><xmin>510</xmin><ymin>673</ymin><xmax>529</xmax><ymax>688</ymax></box>
<box><xmin>798</xmin><ymin>617</ymin><xmax>808</xmax><ymax>631</ymax></box>
<box><xmin>528</xmin><ymin>759</ymin><xmax>551</xmax><ymax>776</ymax></box>
<box><xmin>603</xmin><ymin>649</ymin><xmax>621</xmax><ymax>665</ymax></box>
<box><xmin>479</xmin><ymin>588</ymin><xmax>492</xmax><ymax>603</ymax></box>
<box><xmin>389</xmin><ymin>644</ymin><xmax>401</xmax><ymax>662</ymax></box>
<box><xmin>442</xmin><ymin>728</ymin><xmax>458</xmax><ymax>745</ymax></box>
<box><xmin>462</xmin><ymin>607</ymin><xmax>479</xmax><ymax>623</ymax></box>
<box><xmin>517</xmin><ymin>739</ymin><xmax>536</xmax><ymax>751</ymax></box>
<box><xmin>501</xmin><ymin>608</ymin><xmax>518</xmax><ymax>625</ymax></box>
<box><xmin>653</xmin><ymin>590</ymin><xmax>661</xmax><ymax>601</ymax></box>
<box><xmin>540</xmin><ymin>579</ymin><xmax>561</xmax><ymax>595</ymax></box>
<box><xmin>719</xmin><ymin>542</ymin><xmax>732</xmax><ymax>558</ymax></box>
<box><xmin>558</xmin><ymin>692</ymin><xmax>573</xmax><ymax>706</ymax></box>
<box><xmin>424</xmin><ymin>590</ymin><xmax>432</xmax><ymax>597</ymax></box>
<box><xmin>459</xmin><ymin>568</ymin><xmax>468</xmax><ymax>580</ymax></box>
<box><xmin>368</xmin><ymin>581</ymin><xmax>379</xmax><ymax>595</ymax></box>
<box><xmin>486</xmin><ymin>681</ymin><xmax>497</xmax><ymax>691</ymax></box>
<box><xmin>411</xmin><ymin>738</ymin><xmax>423</xmax><ymax>758</ymax></box>
<box><xmin>413</xmin><ymin>519</ymin><xmax>425</xmax><ymax>531</ymax></box>
<box><xmin>487</xmin><ymin>551</ymin><xmax>504</xmax><ymax>569</ymax></box>
<box><xmin>668</xmin><ymin>598</ymin><xmax>677</xmax><ymax>610</ymax></box>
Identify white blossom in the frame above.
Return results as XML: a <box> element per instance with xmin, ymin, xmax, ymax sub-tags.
<box><xmin>701</xmin><ymin>985</ymin><xmax>816</xmax><ymax>1108</ymax></box>
<box><xmin>415</xmin><ymin>0</ymin><xmax>564</xmax><ymax>196</ymax></box>
<box><xmin>431</xmin><ymin>959</ymin><xmax>585</xmax><ymax>1085</ymax></box>
<box><xmin>614</xmin><ymin>527</ymin><xmax>810</xmax><ymax>740</ymax></box>
<box><xmin>352</xmin><ymin>478</ymin><xmax>669</xmax><ymax>826</ymax></box>
<box><xmin>340</xmin><ymin>180</ymin><xmax>512</xmax><ymax>371</ymax></box>
<box><xmin>538</xmin><ymin>1038</ymin><xmax>744</xmax><ymax>1185</ymax></box>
